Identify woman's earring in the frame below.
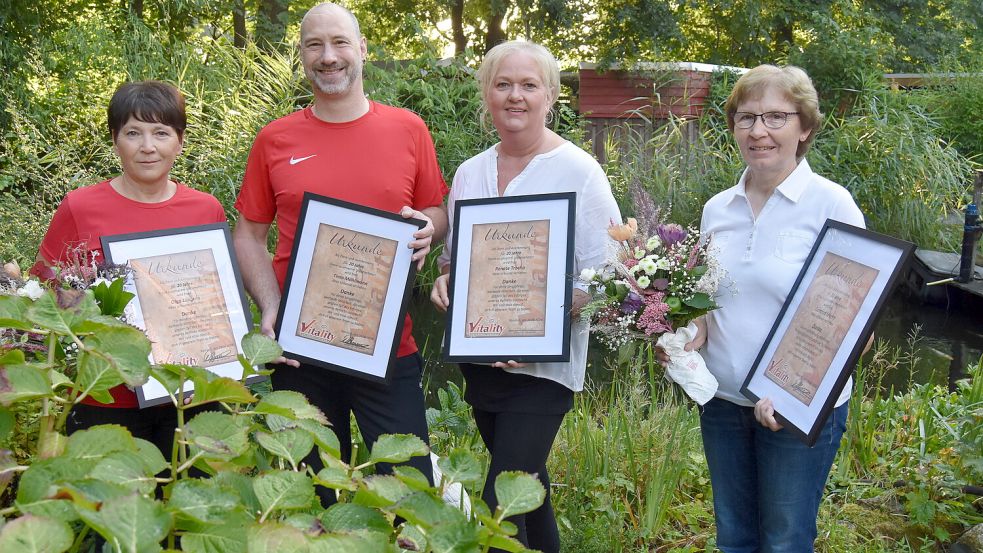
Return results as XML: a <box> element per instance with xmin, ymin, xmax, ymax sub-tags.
<box><xmin>545</xmin><ymin>109</ymin><xmax>555</xmax><ymax>126</ymax></box>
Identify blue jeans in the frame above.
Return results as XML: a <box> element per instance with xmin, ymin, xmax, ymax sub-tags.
<box><xmin>699</xmin><ymin>398</ymin><xmax>848</xmax><ymax>553</ymax></box>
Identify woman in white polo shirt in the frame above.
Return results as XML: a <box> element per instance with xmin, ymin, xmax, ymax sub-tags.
<box><xmin>681</xmin><ymin>65</ymin><xmax>864</xmax><ymax>552</ymax></box>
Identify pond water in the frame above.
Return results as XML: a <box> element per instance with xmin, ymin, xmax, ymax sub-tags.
<box><xmin>872</xmin><ymin>291</ymin><xmax>983</xmax><ymax>392</ymax></box>
<box><xmin>409</xmin><ymin>288</ymin><xmax>983</xmax><ymax>403</ymax></box>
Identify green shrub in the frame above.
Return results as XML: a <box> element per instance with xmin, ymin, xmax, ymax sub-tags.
<box><xmin>0</xmin><ymin>278</ymin><xmax>545</xmax><ymax>551</ymax></box>
<box><xmin>811</xmin><ymin>79</ymin><xmax>973</xmax><ymax>250</ymax></box>
<box><xmin>909</xmin><ymin>61</ymin><xmax>983</xmax><ymax>163</ymax></box>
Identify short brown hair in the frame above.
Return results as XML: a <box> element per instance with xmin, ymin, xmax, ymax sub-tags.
<box><xmin>107</xmin><ymin>81</ymin><xmax>187</xmax><ymax>140</ymax></box>
<box><xmin>724</xmin><ymin>65</ymin><xmax>822</xmax><ymax>158</ymax></box>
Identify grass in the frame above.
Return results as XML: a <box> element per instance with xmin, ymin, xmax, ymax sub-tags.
<box><xmin>535</xmin><ymin>339</ymin><xmax>981</xmax><ymax>551</ymax></box>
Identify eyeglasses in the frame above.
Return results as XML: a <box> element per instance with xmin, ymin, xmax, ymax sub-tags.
<box><xmin>733</xmin><ymin>111</ymin><xmax>800</xmax><ymax>129</ymax></box>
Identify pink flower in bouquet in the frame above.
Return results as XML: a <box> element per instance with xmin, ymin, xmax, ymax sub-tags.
<box><xmin>638</xmin><ymin>292</ymin><xmax>672</xmax><ymax>336</ymax></box>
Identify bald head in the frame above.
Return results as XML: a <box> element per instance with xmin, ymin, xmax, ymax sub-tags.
<box><xmin>301</xmin><ymin>3</ymin><xmax>361</xmax><ymax>41</ymax></box>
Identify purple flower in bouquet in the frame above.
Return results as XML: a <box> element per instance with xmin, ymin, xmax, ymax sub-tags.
<box><xmin>620</xmin><ymin>292</ymin><xmax>644</xmax><ymax>314</ymax></box>
<box><xmin>656</xmin><ymin>223</ymin><xmax>687</xmax><ymax>247</ymax></box>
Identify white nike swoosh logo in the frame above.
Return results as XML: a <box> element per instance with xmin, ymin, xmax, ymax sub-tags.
<box><xmin>289</xmin><ymin>154</ymin><xmax>317</xmax><ymax>165</ymax></box>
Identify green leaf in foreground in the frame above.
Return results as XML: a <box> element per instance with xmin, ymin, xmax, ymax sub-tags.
<box><xmin>77</xmin><ymin>492</ymin><xmax>171</xmax><ymax>553</ymax></box>
<box><xmin>0</xmin><ymin>364</ymin><xmax>52</xmax><ymax>406</ymax></box>
<box><xmin>429</xmin><ymin>520</ymin><xmax>481</xmax><ymax>553</ymax></box>
<box><xmin>168</xmin><ymin>479</ymin><xmax>241</xmax><ymax>524</ymax></box>
<box><xmin>367</xmin><ymin>434</ymin><xmax>429</xmax><ymax>465</ymax></box>
<box><xmin>353</xmin><ymin>475</ymin><xmax>411</xmax><ymax>508</ymax></box>
<box><xmin>184</xmin><ymin>412</ymin><xmax>251</xmax><ymax>461</ymax></box>
<box><xmin>319</xmin><ymin>503</ymin><xmax>392</xmax><ymax>534</ymax></box>
<box><xmin>255</xmin><ymin>429</ymin><xmax>314</xmax><ymax>469</ymax></box>
<box><xmin>0</xmin><ymin>514</ymin><xmax>74</xmax><ymax>553</ymax></box>
<box><xmin>683</xmin><ymin>292</ymin><xmax>714</xmax><ymax>309</ymax></box>
<box><xmin>0</xmin><ymin>295</ymin><xmax>32</xmax><ymax>330</ymax></box>
<box><xmin>26</xmin><ymin>290</ymin><xmax>97</xmax><ymax>334</ymax></box>
<box><xmin>179</xmin><ymin>520</ymin><xmax>248</xmax><ymax>553</ymax></box>
<box><xmin>437</xmin><ymin>448</ymin><xmax>483</xmax><ymax>486</ymax></box>
<box><xmin>89</xmin><ymin>451</ymin><xmax>157</xmax><ymax>495</ymax></box>
<box><xmin>82</xmin><ymin>326</ymin><xmax>152</xmax><ymax>387</ymax></box>
<box><xmin>253</xmin><ymin>390</ymin><xmax>329</xmax><ymax>424</ymax></box>
<box><xmin>64</xmin><ymin>425</ymin><xmax>135</xmax><ymax>460</ymax></box>
<box><xmin>240</xmin><ymin>331</ymin><xmax>283</xmax><ymax>366</ymax></box>
<box><xmin>294</xmin><ymin>418</ymin><xmax>340</xmax><ymax>458</ymax></box>
<box><xmin>309</xmin><ymin>531</ymin><xmax>393</xmax><ymax>553</ymax></box>
<box><xmin>186</xmin><ymin>376</ymin><xmax>255</xmax><ymax>407</ymax></box>
<box><xmin>253</xmin><ymin>470</ymin><xmax>315</xmax><ymax>514</ymax></box>
<box><xmin>247</xmin><ymin>522</ymin><xmax>310</xmax><ymax>553</ymax></box>
<box><xmin>493</xmin><ymin>471</ymin><xmax>545</xmax><ymax>519</ymax></box>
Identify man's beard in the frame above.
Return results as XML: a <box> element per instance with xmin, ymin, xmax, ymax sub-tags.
<box><xmin>307</xmin><ymin>60</ymin><xmax>362</xmax><ymax>95</ymax></box>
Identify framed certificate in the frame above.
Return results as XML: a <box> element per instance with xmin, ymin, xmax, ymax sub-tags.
<box><xmin>443</xmin><ymin>192</ymin><xmax>575</xmax><ymax>363</ymax></box>
<box><xmin>101</xmin><ymin>223</ymin><xmax>258</xmax><ymax>408</ymax></box>
<box><xmin>741</xmin><ymin>220</ymin><xmax>915</xmax><ymax>446</ymax></box>
<box><xmin>274</xmin><ymin>193</ymin><xmax>424</xmax><ymax>382</ymax></box>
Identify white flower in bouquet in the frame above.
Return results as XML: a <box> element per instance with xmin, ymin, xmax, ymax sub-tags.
<box><xmin>655</xmin><ymin>258</ymin><xmax>671</xmax><ymax>271</ymax></box>
<box><xmin>639</xmin><ymin>257</ymin><xmax>658</xmax><ymax>275</ymax></box>
<box><xmin>579</xmin><ymin>267</ymin><xmax>597</xmax><ymax>282</ymax></box>
<box><xmin>16</xmin><ymin>279</ymin><xmax>44</xmax><ymax>301</ymax></box>
<box><xmin>646</xmin><ymin>235</ymin><xmax>661</xmax><ymax>250</ymax></box>
<box><xmin>634</xmin><ymin>248</ymin><xmax>646</xmax><ymax>260</ymax></box>
<box><xmin>695</xmin><ymin>245</ymin><xmax>725</xmax><ymax>295</ymax></box>
<box><xmin>636</xmin><ymin>275</ymin><xmax>651</xmax><ymax>289</ymax></box>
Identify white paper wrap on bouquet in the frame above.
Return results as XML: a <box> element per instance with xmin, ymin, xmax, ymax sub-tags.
<box><xmin>655</xmin><ymin>321</ymin><xmax>718</xmax><ymax>405</ymax></box>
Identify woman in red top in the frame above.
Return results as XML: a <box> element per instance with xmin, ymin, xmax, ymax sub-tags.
<box><xmin>34</xmin><ymin>80</ymin><xmax>226</xmax><ymax>458</ymax></box>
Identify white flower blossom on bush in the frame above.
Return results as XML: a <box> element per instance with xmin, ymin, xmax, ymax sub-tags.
<box><xmin>16</xmin><ymin>279</ymin><xmax>44</xmax><ymax>301</ymax></box>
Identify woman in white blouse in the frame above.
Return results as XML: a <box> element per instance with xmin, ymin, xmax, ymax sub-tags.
<box><xmin>430</xmin><ymin>40</ymin><xmax>621</xmax><ymax>552</ymax></box>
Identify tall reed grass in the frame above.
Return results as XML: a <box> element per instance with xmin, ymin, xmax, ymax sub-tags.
<box><xmin>550</xmin><ymin>351</ymin><xmax>706</xmax><ymax>550</ymax></box>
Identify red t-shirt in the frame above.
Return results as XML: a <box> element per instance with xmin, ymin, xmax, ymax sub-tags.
<box><xmin>235</xmin><ymin>102</ymin><xmax>448</xmax><ymax>357</ymax></box>
<box><xmin>37</xmin><ymin>180</ymin><xmax>227</xmax><ymax>408</ymax></box>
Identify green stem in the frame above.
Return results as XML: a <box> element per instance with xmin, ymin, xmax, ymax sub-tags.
<box><xmin>69</xmin><ymin>525</ymin><xmax>90</xmax><ymax>553</ymax></box>
<box><xmin>37</xmin><ymin>333</ymin><xmax>59</xmax><ymax>449</ymax></box>
<box><xmin>175</xmin><ymin>450</ymin><xmax>205</xmax><ymax>475</ymax></box>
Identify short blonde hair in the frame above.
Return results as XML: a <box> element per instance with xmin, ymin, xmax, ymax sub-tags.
<box><xmin>724</xmin><ymin>64</ymin><xmax>823</xmax><ymax>158</ymax></box>
<box><xmin>476</xmin><ymin>41</ymin><xmax>560</xmax><ymax>127</ymax></box>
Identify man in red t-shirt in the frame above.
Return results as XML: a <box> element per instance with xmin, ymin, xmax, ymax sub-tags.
<box><xmin>233</xmin><ymin>2</ymin><xmax>447</xmax><ymax>506</ymax></box>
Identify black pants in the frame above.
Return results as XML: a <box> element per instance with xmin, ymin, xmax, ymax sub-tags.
<box><xmin>270</xmin><ymin>353</ymin><xmax>433</xmax><ymax>507</ymax></box>
<box><xmin>472</xmin><ymin>408</ymin><xmax>565</xmax><ymax>553</ymax></box>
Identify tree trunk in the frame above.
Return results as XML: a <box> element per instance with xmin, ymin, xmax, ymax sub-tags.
<box><xmin>484</xmin><ymin>0</ymin><xmax>508</xmax><ymax>53</ymax></box>
<box><xmin>128</xmin><ymin>0</ymin><xmax>143</xmax><ymax>20</ymax></box>
<box><xmin>256</xmin><ymin>0</ymin><xmax>288</xmax><ymax>52</ymax></box>
<box><xmin>233</xmin><ymin>0</ymin><xmax>247</xmax><ymax>49</ymax></box>
<box><xmin>451</xmin><ymin>0</ymin><xmax>467</xmax><ymax>56</ymax></box>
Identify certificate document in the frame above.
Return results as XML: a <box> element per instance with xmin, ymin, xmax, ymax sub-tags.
<box><xmin>464</xmin><ymin>220</ymin><xmax>551</xmax><ymax>338</ymax></box>
<box><xmin>129</xmin><ymin>249</ymin><xmax>238</xmax><ymax>368</ymax></box>
<box><xmin>764</xmin><ymin>252</ymin><xmax>879</xmax><ymax>405</ymax></box>
<box><xmin>296</xmin><ymin>223</ymin><xmax>398</xmax><ymax>355</ymax></box>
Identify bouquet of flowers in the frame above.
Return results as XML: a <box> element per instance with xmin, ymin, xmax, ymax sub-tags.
<box><xmin>1</xmin><ymin>251</ymin><xmax>134</xmax><ymax>361</ymax></box>
<box><xmin>580</xmin><ymin>207</ymin><xmax>725</xmax><ymax>404</ymax></box>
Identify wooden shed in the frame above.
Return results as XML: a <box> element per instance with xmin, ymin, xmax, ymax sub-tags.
<box><xmin>577</xmin><ymin>62</ymin><xmax>746</xmax><ymax>162</ymax></box>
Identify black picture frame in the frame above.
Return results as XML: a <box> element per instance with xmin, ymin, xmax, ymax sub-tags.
<box><xmin>274</xmin><ymin>192</ymin><xmax>424</xmax><ymax>383</ymax></box>
<box><xmin>443</xmin><ymin>192</ymin><xmax>576</xmax><ymax>363</ymax></box>
<box><xmin>740</xmin><ymin>219</ymin><xmax>915</xmax><ymax>446</ymax></box>
<box><xmin>101</xmin><ymin>222</ymin><xmax>260</xmax><ymax>408</ymax></box>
